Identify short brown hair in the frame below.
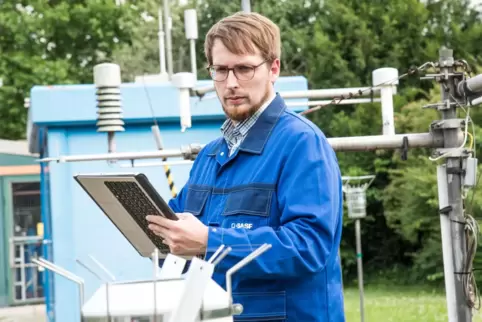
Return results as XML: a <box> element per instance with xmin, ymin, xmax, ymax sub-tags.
<box><xmin>204</xmin><ymin>12</ymin><xmax>281</xmax><ymax>66</ymax></box>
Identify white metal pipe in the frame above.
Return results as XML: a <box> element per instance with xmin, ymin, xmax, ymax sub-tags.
<box><xmin>158</xmin><ymin>6</ymin><xmax>166</xmax><ymax>75</ymax></box>
<box><xmin>184</xmin><ymin>9</ymin><xmax>198</xmax><ymax>79</ymax></box>
<box><xmin>281</xmin><ymin>87</ymin><xmax>380</xmax><ymax>99</ymax></box>
<box><xmin>457</xmin><ymin>73</ymin><xmax>482</xmax><ymax>97</ymax></box>
<box><xmin>226</xmin><ymin>244</ymin><xmax>272</xmax><ymax>305</ymax></box>
<box><xmin>241</xmin><ymin>0</ymin><xmax>251</xmax><ymax>12</ymax></box>
<box><xmin>437</xmin><ymin>165</ymin><xmax>457</xmax><ymax>322</ymax></box>
<box><xmin>37</xmin><ymin>148</ymin><xmax>191</xmax><ymax>163</ymax></box>
<box><xmin>163</xmin><ymin>0</ymin><xmax>173</xmax><ymax>79</ymax></box>
<box><xmin>119</xmin><ymin>160</ymin><xmax>194</xmax><ymax>168</ymax></box>
<box><xmin>373</xmin><ymin>67</ymin><xmax>399</xmax><ymax>136</ymax></box>
<box><xmin>193</xmin><ymin>85</ymin><xmax>214</xmax><ymax>97</ymax></box>
<box><xmin>380</xmin><ymin>86</ymin><xmax>395</xmax><ymax>135</ymax></box>
<box><xmin>286</xmin><ymin>98</ymin><xmax>380</xmax><ymax>108</ymax></box>
<box><xmin>328</xmin><ymin>132</ymin><xmax>456</xmax><ymax>152</ymax></box>
<box><xmin>194</xmin><ymin>86</ymin><xmax>382</xmax><ymax>100</ymax></box>
<box><xmin>36</xmin><ymin>130</ymin><xmax>462</xmax><ymax>163</ymax></box>
<box><xmin>190</xmin><ymin>39</ymin><xmax>197</xmax><ymax>78</ymax></box>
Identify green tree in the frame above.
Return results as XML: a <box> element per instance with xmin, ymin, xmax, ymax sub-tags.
<box><xmin>0</xmin><ymin>0</ymin><xmax>142</xmax><ymax>139</ymax></box>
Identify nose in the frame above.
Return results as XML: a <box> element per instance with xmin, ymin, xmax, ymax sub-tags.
<box><xmin>226</xmin><ymin>70</ymin><xmax>239</xmax><ymax>89</ymax></box>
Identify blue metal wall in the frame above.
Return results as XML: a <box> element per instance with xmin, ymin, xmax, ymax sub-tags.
<box><xmin>27</xmin><ymin>76</ymin><xmax>308</xmax><ymax>321</ymax></box>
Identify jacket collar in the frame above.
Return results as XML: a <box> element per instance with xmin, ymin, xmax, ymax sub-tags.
<box><xmin>208</xmin><ymin>93</ymin><xmax>286</xmax><ymax>156</ymax></box>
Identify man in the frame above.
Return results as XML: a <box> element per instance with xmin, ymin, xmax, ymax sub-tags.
<box><xmin>146</xmin><ymin>11</ymin><xmax>345</xmax><ymax>322</ymax></box>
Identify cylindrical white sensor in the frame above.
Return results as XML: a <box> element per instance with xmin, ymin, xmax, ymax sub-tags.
<box><xmin>184</xmin><ymin>9</ymin><xmax>198</xmax><ymax>40</ymax></box>
<box><xmin>171</xmin><ymin>72</ymin><xmax>196</xmax><ymax>132</ymax></box>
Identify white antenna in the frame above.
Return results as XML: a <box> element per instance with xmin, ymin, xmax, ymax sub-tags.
<box><xmin>163</xmin><ymin>0</ymin><xmax>174</xmax><ymax>79</ymax></box>
<box><xmin>241</xmin><ymin>0</ymin><xmax>251</xmax><ymax>12</ymax></box>
<box><xmin>158</xmin><ymin>5</ymin><xmax>167</xmax><ymax>75</ymax></box>
<box><xmin>184</xmin><ymin>9</ymin><xmax>198</xmax><ymax>79</ymax></box>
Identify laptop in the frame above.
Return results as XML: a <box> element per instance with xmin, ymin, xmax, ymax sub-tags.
<box><xmin>74</xmin><ymin>173</ymin><xmax>178</xmax><ymax>258</ymax></box>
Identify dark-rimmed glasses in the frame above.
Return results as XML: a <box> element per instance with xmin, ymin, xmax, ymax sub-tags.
<box><xmin>207</xmin><ymin>60</ymin><xmax>267</xmax><ymax>82</ymax></box>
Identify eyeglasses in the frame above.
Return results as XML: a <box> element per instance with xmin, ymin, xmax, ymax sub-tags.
<box><xmin>207</xmin><ymin>60</ymin><xmax>267</xmax><ymax>82</ymax></box>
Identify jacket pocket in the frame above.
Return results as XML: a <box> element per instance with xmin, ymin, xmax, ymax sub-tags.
<box><xmin>184</xmin><ymin>185</ymin><xmax>211</xmax><ymax>217</ymax></box>
<box><xmin>232</xmin><ymin>291</ymin><xmax>286</xmax><ymax>321</ymax></box>
<box><xmin>221</xmin><ymin>185</ymin><xmax>273</xmax><ymax>230</ymax></box>
<box><xmin>223</xmin><ymin>184</ymin><xmax>273</xmax><ymax>216</ymax></box>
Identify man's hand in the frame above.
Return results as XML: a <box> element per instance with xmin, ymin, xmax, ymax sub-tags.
<box><xmin>146</xmin><ymin>213</ymin><xmax>209</xmax><ymax>256</ymax></box>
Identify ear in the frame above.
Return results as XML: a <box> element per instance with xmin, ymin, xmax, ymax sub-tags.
<box><xmin>269</xmin><ymin>58</ymin><xmax>281</xmax><ymax>83</ymax></box>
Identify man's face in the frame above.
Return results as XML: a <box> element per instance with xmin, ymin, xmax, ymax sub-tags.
<box><xmin>210</xmin><ymin>38</ymin><xmax>280</xmax><ymax>122</ymax></box>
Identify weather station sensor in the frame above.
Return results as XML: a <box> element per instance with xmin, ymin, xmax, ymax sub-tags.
<box><xmin>93</xmin><ymin>63</ymin><xmax>125</xmax><ymax>154</ymax></box>
<box><xmin>171</xmin><ymin>72</ymin><xmax>196</xmax><ymax>132</ymax></box>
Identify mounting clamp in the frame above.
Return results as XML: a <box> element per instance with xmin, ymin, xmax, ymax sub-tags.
<box><xmin>430</xmin><ymin>118</ymin><xmax>465</xmax><ymax>130</ymax></box>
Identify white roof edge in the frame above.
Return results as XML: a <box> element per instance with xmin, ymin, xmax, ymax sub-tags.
<box><xmin>0</xmin><ymin>139</ymin><xmax>39</xmax><ymax>157</ymax></box>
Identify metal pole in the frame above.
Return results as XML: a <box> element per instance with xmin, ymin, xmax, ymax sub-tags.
<box><xmin>372</xmin><ymin>68</ymin><xmax>398</xmax><ymax>135</ymax></box>
<box><xmin>328</xmin><ymin>131</ymin><xmax>458</xmax><ymax>152</ymax></box>
<box><xmin>163</xmin><ymin>0</ymin><xmax>173</xmax><ymax>79</ymax></box>
<box><xmin>437</xmin><ymin>165</ymin><xmax>457</xmax><ymax>322</ymax></box>
<box><xmin>437</xmin><ymin>47</ymin><xmax>471</xmax><ymax>322</ymax></box>
<box><xmin>355</xmin><ymin>219</ymin><xmax>365</xmax><ymax>322</ymax></box>
<box><xmin>241</xmin><ymin>0</ymin><xmax>251</xmax><ymax>12</ymax></box>
<box><xmin>190</xmin><ymin>39</ymin><xmax>197</xmax><ymax>78</ymax></box>
<box><xmin>194</xmin><ymin>86</ymin><xmax>382</xmax><ymax>99</ymax></box>
<box><xmin>286</xmin><ymin>98</ymin><xmax>381</xmax><ymax>107</ymax></box>
<box><xmin>157</xmin><ymin>6</ymin><xmax>167</xmax><ymax>75</ymax></box>
<box><xmin>36</xmin><ymin>131</ymin><xmax>464</xmax><ymax>163</ymax></box>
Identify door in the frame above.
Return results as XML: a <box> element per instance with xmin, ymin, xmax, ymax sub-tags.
<box><xmin>4</xmin><ymin>176</ymin><xmax>45</xmax><ymax>305</ymax></box>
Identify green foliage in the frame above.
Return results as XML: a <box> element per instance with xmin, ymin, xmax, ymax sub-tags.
<box><xmin>0</xmin><ymin>1</ymin><xmax>138</xmax><ymax>139</ymax></box>
<box><xmin>2</xmin><ymin>0</ymin><xmax>482</xmax><ymax>290</ymax></box>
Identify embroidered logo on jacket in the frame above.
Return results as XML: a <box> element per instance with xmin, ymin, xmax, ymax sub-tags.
<box><xmin>231</xmin><ymin>223</ymin><xmax>254</xmax><ymax>229</ymax></box>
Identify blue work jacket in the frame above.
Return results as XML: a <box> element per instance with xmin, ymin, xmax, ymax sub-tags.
<box><xmin>169</xmin><ymin>93</ymin><xmax>345</xmax><ymax>322</ymax></box>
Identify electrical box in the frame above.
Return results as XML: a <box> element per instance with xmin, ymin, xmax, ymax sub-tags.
<box><xmin>463</xmin><ymin>157</ymin><xmax>478</xmax><ymax>188</ymax></box>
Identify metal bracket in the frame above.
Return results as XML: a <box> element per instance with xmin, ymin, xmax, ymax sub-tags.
<box><xmin>430</xmin><ymin>119</ymin><xmax>465</xmax><ymax>130</ymax></box>
<box><xmin>420</xmin><ymin>71</ymin><xmax>464</xmax><ymax>82</ymax></box>
<box><xmin>181</xmin><ymin>144</ymin><xmax>203</xmax><ymax>160</ymax></box>
<box><xmin>401</xmin><ymin>136</ymin><xmax>409</xmax><ymax>161</ymax></box>
<box><xmin>431</xmin><ymin>148</ymin><xmax>471</xmax><ymax>159</ymax></box>
<box><xmin>439</xmin><ymin>205</ymin><xmax>452</xmax><ymax>216</ymax></box>
<box><xmin>200</xmin><ymin>304</ymin><xmax>244</xmax><ymax>319</ymax></box>
<box><xmin>423</xmin><ymin>101</ymin><xmax>458</xmax><ymax>110</ymax></box>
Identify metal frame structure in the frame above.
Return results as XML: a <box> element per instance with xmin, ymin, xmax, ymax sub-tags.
<box><xmin>31</xmin><ymin>244</ymin><xmax>271</xmax><ymax>321</ymax></box>
<box><xmin>9</xmin><ymin>235</ymin><xmax>44</xmax><ymax>305</ymax></box>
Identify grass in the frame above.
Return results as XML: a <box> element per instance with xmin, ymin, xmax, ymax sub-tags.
<box><xmin>343</xmin><ymin>285</ymin><xmax>482</xmax><ymax>322</ymax></box>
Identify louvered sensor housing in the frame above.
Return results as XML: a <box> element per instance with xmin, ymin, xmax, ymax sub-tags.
<box><xmin>93</xmin><ymin>63</ymin><xmax>125</xmax><ymax>153</ymax></box>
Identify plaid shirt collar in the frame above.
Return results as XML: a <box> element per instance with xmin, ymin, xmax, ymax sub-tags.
<box><xmin>221</xmin><ymin>93</ymin><xmax>276</xmax><ymax>152</ymax></box>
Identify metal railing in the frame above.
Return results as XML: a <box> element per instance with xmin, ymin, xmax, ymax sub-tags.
<box><xmin>9</xmin><ymin>236</ymin><xmax>45</xmax><ymax>305</ymax></box>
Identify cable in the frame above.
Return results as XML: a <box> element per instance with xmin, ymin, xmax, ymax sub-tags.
<box><xmin>141</xmin><ymin>76</ymin><xmax>178</xmax><ymax>198</ymax></box>
<box><xmin>466</xmin><ymin>132</ymin><xmax>474</xmax><ymax>151</ymax></box>
<box><xmin>463</xmin><ymin>214</ymin><xmax>480</xmax><ymax>310</ymax></box>
<box><xmin>299</xmin><ymin>61</ymin><xmax>436</xmax><ymax>116</ymax></box>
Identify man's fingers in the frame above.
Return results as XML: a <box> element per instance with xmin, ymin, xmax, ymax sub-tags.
<box><xmin>148</xmin><ymin>223</ymin><xmax>169</xmax><ymax>237</ymax></box>
<box><xmin>146</xmin><ymin>215</ymin><xmax>174</xmax><ymax>228</ymax></box>
<box><xmin>151</xmin><ymin>227</ymin><xmax>175</xmax><ymax>245</ymax></box>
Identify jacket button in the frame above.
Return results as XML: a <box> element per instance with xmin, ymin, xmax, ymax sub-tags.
<box><xmin>220</xmin><ymin>152</ymin><xmax>224</xmax><ymax>156</ymax></box>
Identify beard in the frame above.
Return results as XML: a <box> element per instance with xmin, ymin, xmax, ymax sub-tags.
<box><xmin>220</xmin><ymin>82</ymin><xmax>272</xmax><ymax>122</ymax></box>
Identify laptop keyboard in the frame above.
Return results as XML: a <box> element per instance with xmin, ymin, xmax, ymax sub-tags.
<box><xmin>104</xmin><ymin>180</ymin><xmax>170</xmax><ymax>253</ymax></box>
